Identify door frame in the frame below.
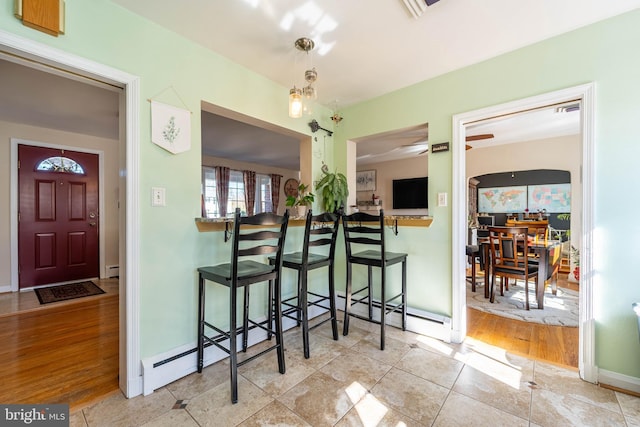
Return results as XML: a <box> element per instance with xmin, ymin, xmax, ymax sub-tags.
<box><xmin>0</xmin><ymin>29</ymin><xmax>142</xmax><ymax>397</ymax></box>
<box><xmin>451</xmin><ymin>83</ymin><xmax>596</xmax><ymax>383</ymax></box>
<box><xmin>11</xmin><ymin>139</ymin><xmax>105</xmax><ymax>290</ymax></box>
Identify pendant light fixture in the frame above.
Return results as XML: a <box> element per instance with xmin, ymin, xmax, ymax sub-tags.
<box><xmin>289</xmin><ymin>86</ymin><xmax>302</xmax><ymax>118</ymax></box>
<box><xmin>289</xmin><ymin>37</ymin><xmax>317</xmax><ymax>118</ymax></box>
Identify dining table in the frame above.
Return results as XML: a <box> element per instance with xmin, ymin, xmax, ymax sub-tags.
<box><xmin>481</xmin><ymin>237</ymin><xmax>562</xmax><ymax>309</ymax></box>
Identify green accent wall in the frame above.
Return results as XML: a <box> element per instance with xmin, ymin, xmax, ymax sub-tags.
<box><xmin>338</xmin><ymin>10</ymin><xmax>640</xmax><ymax>378</ymax></box>
<box><xmin>2</xmin><ymin>2</ymin><xmax>640</xmax><ymax>379</ymax></box>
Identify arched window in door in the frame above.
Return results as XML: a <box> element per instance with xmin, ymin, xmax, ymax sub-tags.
<box><xmin>36</xmin><ymin>156</ymin><xmax>85</xmax><ymax>174</ymax></box>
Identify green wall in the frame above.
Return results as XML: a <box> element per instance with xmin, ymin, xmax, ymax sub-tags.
<box><xmin>338</xmin><ymin>10</ymin><xmax>640</xmax><ymax>377</ymax></box>
<box><xmin>2</xmin><ymin>1</ymin><xmax>640</xmax><ymax>379</ymax></box>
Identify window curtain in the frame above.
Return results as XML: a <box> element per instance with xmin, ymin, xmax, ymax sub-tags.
<box><xmin>243</xmin><ymin>170</ymin><xmax>256</xmax><ymax>216</ymax></box>
<box><xmin>270</xmin><ymin>174</ymin><xmax>282</xmax><ymax>214</ymax></box>
<box><xmin>215</xmin><ymin>166</ymin><xmax>230</xmax><ymax>217</ymax></box>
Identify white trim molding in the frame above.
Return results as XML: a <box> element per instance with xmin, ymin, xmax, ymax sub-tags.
<box><xmin>0</xmin><ymin>29</ymin><xmax>142</xmax><ymax>398</ymax></box>
<box><xmin>598</xmin><ymin>369</ymin><xmax>640</xmax><ymax>395</ymax></box>
<box><xmin>451</xmin><ymin>83</ymin><xmax>597</xmax><ymax>383</ymax></box>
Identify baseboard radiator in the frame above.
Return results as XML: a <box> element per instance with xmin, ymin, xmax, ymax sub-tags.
<box><xmin>142</xmin><ymin>294</ymin><xmax>451</xmax><ymax>395</ymax></box>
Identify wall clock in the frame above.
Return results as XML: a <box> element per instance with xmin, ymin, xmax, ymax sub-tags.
<box><xmin>284</xmin><ymin>178</ymin><xmax>299</xmax><ymax>197</ymax></box>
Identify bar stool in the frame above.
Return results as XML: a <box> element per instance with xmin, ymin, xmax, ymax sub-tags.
<box><xmin>269</xmin><ymin>210</ymin><xmax>340</xmax><ymax>358</ymax></box>
<box><xmin>196</xmin><ymin>208</ymin><xmax>289</xmax><ymax>404</ymax></box>
<box><xmin>341</xmin><ymin>209</ymin><xmax>407</xmax><ymax>350</ymax></box>
<box><xmin>466</xmin><ymin>244</ymin><xmax>481</xmax><ymax>292</ymax></box>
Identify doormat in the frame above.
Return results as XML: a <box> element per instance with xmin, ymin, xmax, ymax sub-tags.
<box><xmin>35</xmin><ymin>281</ymin><xmax>105</xmax><ymax>305</ymax></box>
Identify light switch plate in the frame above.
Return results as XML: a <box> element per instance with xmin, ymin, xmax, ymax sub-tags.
<box><xmin>438</xmin><ymin>192</ymin><xmax>447</xmax><ymax>207</ymax></box>
<box><xmin>151</xmin><ymin>187</ymin><xmax>166</xmax><ymax>206</ymax></box>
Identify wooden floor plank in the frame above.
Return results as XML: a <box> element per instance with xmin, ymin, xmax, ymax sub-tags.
<box><xmin>0</xmin><ymin>290</ymin><xmax>119</xmax><ymax>412</ymax></box>
<box><xmin>467</xmin><ymin>306</ymin><xmax>578</xmax><ymax>367</ymax></box>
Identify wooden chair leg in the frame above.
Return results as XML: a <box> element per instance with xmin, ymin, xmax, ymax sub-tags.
<box><xmin>230</xmin><ymin>284</ymin><xmax>239</xmax><ymax>404</ymax></box>
<box><xmin>380</xmin><ymin>266</ymin><xmax>386</xmax><ymax>351</ymax></box>
<box><xmin>296</xmin><ymin>271</ymin><xmax>303</xmax><ymax>326</ymax></box>
<box><xmin>267</xmin><ymin>279</ymin><xmax>273</xmax><ymax>340</ymax></box>
<box><xmin>197</xmin><ymin>274</ymin><xmax>205</xmax><ymax>373</ymax></box>
<box><xmin>490</xmin><ymin>273</ymin><xmax>496</xmax><ymax>303</ymax></box>
<box><xmin>300</xmin><ymin>270</ymin><xmax>310</xmax><ymax>359</ymax></box>
<box><xmin>242</xmin><ymin>287</ymin><xmax>249</xmax><ymax>352</ymax></box>
<box><xmin>367</xmin><ymin>265</ymin><xmax>373</xmax><ymax>320</ymax></box>
<box><xmin>401</xmin><ymin>259</ymin><xmax>407</xmax><ymax>331</ymax></box>
<box><xmin>328</xmin><ymin>263</ymin><xmax>339</xmax><ymax>341</ymax></box>
<box><xmin>273</xmin><ymin>278</ymin><xmax>286</xmax><ymax>375</ymax></box>
<box><xmin>343</xmin><ymin>262</ymin><xmax>353</xmax><ymax>336</ymax></box>
<box><xmin>470</xmin><ymin>255</ymin><xmax>477</xmax><ymax>292</ymax></box>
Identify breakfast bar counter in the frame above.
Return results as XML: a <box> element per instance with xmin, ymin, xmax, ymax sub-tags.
<box><xmin>195</xmin><ymin>215</ymin><xmax>433</xmax><ymax>232</ymax></box>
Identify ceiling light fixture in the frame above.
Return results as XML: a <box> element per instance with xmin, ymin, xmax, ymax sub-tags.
<box><xmin>289</xmin><ymin>37</ymin><xmax>317</xmax><ymax>118</ymax></box>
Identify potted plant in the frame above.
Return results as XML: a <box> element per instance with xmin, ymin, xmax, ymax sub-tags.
<box><xmin>570</xmin><ymin>244</ymin><xmax>580</xmax><ymax>281</ymax></box>
<box><xmin>285</xmin><ymin>183</ymin><xmax>315</xmax><ymax>217</ymax></box>
<box><xmin>315</xmin><ymin>164</ymin><xmax>349</xmax><ymax>213</ymax></box>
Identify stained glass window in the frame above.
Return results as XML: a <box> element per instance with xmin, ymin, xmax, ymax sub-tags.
<box><xmin>36</xmin><ymin>156</ymin><xmax>85</xmax><ymax>174</ymax></box>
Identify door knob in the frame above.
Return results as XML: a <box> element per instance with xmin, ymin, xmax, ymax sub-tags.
<box><xmin>89</xmin><ymin>222</ymin><xmax>97</xmax><ymax>227</ymax></box>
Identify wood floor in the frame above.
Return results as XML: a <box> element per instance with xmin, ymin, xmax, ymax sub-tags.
<box><xmin>0</xmin><ymin>281</ymin><xmax>119</xmax><ymax>413</ymax></box>
<box><xmin>466</xmin><ymin>307</ymin><xmax>579</xmax><ymax>367</ymax></box>
<box><xmin>466</xmin><ymin>272</ymin><xmax>580</xmax><ymax>368</ymax></box>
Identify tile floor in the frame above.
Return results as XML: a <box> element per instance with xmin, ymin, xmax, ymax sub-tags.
<box><xmin>70</xmin><ymin>315</ymin><xmax>640</xmax><ymax>426</ymax></box>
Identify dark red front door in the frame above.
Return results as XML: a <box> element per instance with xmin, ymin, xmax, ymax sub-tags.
<box><xmin>18</xmin><ymin>145</ymin><xmax>100</xmax><ymax>288</ymax></box>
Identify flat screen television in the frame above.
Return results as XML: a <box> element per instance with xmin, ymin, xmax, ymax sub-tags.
<box><xmin>392</xmin><ymin>177</ymin><xmax>428</xmax><ymax>209</ymax></box>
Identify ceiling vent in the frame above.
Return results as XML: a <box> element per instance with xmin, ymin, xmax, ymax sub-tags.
<box><xmin>402</xmin><ymin>0</ymin><xmax>441</xmax><ymax>19</ymax></box>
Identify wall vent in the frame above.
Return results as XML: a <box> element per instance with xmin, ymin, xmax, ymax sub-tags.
<box><xmin>106</xmin><ymin>265</ymin><xmax>119</xmax><ymax>278</ymax></box>
<box><xmin>401</xmin><ymin>0</ymin><xmax>440</xmax><ymax>19</ymax></box>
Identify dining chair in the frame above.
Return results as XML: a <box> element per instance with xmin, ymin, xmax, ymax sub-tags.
<box><xmin>341</xmin><ymin>209</ymin><xmax>407</xmax><ymax>350</ymax></box>
<box><xmin>196</xmin><ymin>207</ymin><xmax>289</xmax><ymax>404</ymax></box>
<box><xmin>269</xmin><ymin>210</ymin><xmax>340</xmax><ymax>358</ymax></box>
<box><xmin>466</xmin><ymin>244</ymin><xmax>481</xmax><ymax>292</ymax></box>
<box><xmin>487</xmin><ymin>226</ymin><xmax>539</xmax><ymax>310</ymax></box>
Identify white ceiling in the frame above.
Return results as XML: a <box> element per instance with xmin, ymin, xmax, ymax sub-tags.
<box><xmin>111</xmin><ymin>0</ymin><xmax>640</xmax><ymax>108</ymax></box>
<box><xmin>2</xmin><ymin>1</ymin><xmax>637</xmax><ymax>168</ymax></box>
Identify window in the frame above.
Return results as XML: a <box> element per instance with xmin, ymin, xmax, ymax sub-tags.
<box><xmin>36</xmin><ymin>156</ymin><xmax>85</xmax><ymax>174</ymax></box>
<box><xmin>256</xmin><ymin>174</ymin><xmax>272</xmax><ymax>213</ymax></box>
<box><xmin>227</xmin><ymin>170</ymin><xmax>246</xmax><ymax>215</ymax></box>
<box><xmin>202</xmin><ymin>168</ymin><xmax>273</xmax><ymax>217</ymax></box>
<box><xmin>202</xmin><ymin>167</ymin><xmax>217</xmax><ymax>218</ymax></box>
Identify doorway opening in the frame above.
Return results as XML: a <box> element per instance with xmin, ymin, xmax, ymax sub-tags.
<box><xmin>0</xmin><ymin>31</ymin><xmax>142</xmax><ymax>399</ymax></box>
<box><xmin>452</xmin><ymin>83</ymin><xmax>596</xmax><ymax>383</ymax></box>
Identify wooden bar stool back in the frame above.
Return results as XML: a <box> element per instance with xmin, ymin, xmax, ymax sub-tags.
<box><xmin>270</xmin><ymin>210</ymin><xmax>340</xmax><ymax>358</ymax></box>
<box><xmin>196</xmin><ymin>208</ymin><xmax>289</xmax><ymax>404</ymax></box>
<box><xmin>341</xmin><ymin>209</ymin><xmax>407</xmax><ymax>350</ymax></box>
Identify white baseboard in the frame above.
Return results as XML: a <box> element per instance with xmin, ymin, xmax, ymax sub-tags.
<box><xmin>0</xmin><ymin>285</ymin><xmax>11</xmax><ymax>293</ymax></box>
<box><xmin>142</xmin><ymin>295</ymin><xmax>452</xmax><ymax>395</ymax></box>
<box><xmin>335</xmin><ymin>293</ymin><xmax>452</xmax><ymax>343</ymax></box>
<box><xmin>141</xmin><ymin>302</ymin><xmax>330</xmax><ymax>395</ymax></box>
<box><xmin>598</xmin><ymin>368</ymin><xmax>640</xmax><ymax>394</ymax></box>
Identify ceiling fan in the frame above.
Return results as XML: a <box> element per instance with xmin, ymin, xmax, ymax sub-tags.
<box><xmin>401</xmin><ymin>138</ymin><xmax>429</xmax><ymax>155</ymax></box>
<box><xmin>465</xmin><ymin>133</ymin><xmax>494</xmax><ymax>150</ymax></box>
